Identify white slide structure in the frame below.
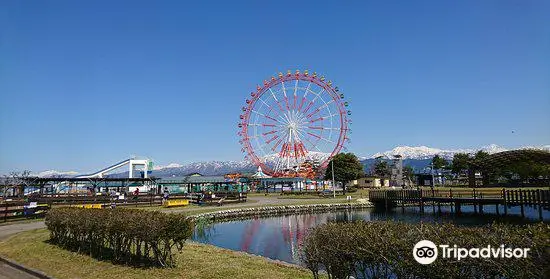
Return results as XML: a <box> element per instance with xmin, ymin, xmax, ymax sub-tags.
<box><xmin>75</xmin><ymin>158</ymin><xmax>150</xmax><ymax>178</ymax></box>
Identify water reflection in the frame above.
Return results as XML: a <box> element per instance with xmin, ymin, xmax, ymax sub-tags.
<box><xmin>193</xmin><ymin>205</ymin><xmax>549</xmax><ymax>264</ymax></box>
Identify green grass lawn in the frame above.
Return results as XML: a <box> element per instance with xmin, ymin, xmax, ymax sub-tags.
<box><xmin>276</xmin><ymin>195</ymin><xmax>331</xmax><ymax>199</ymax></box>
<box><xmin>0</xmin><ymin>229</ymin><xmax>313</xmax><ymax>279</ymax></box>
<box><xmin>162</xmin><ymin>199</ymin><xmax>358</xmax><ymax>215</ymax></box>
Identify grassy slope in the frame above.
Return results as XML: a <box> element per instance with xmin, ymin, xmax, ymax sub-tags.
<box><xmin>138</xmin><ymin>198</ymin><xmax>357</xmax><ymax>215</ymax></box>
<box><xmin>180</xmin><ymin>199</ymin><xmax>356</xmax><ymax>215</ymax></box>
<box><xmin>0</xmin><ymin>229</ymin><xmax>312</xmax><ymax>279</ymax></box>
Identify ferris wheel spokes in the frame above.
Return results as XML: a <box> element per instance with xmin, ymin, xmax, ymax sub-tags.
<box><xmin>297</xmin><ymin>82</ymin><xmax>312</xmax><ymax>112</ymax></box>
<box><xmin>294</xmin><ymin>129</ymin><xmax>323</xmax><ymax>153</ymax></box>
<box><xmin>268</xmin><ymin>88</ymin><xmax>286</xmax><ymax>114</ymax></box>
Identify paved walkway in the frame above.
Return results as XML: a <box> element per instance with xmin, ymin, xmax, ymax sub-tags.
<box><xmin>0</xmin><ymin>261</ymin><xmax>38</xmax><ymax>279</ymax></box>
<box><xmin>0</xmin><ymin>221</ymin><xmax>45</xmax><ymax>241</ymax></box>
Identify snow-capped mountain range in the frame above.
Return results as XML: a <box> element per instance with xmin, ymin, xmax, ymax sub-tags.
<box><xmin>369</xmin><ymin>144</ymin><xmax>550</xmax><ymax>160</ymax></box>
<box><xmin>32</xmin><ymin>144</ymin><xmax>549</xmax><ymax>177</ymax></box>
<box><xmin>151</xmin><ymin>160</ymin><xmax>256</xmax><ymax>177</ymax></box>
<box><xmin>35</xmin><ymin>170</ymin><xmax>79</xmax><ymax>177</ymax></box>
<box><xmin>151</xmin><ymin>152</ymin><xmax>330</xmax><ymax>177</ymax></box>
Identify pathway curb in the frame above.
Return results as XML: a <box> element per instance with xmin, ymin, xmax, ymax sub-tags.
<box><xmin>0</xmin><ymin>254</ymin><xmax>54</xmax><ymax>279</ymax></box>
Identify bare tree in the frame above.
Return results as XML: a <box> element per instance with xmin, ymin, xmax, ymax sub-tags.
<box><xmin>2</xmin><ymin>170</ymin><xmax>32</xmax><ymax>198</ymax></box>
<box><xmin>2</xmin><ymin>174</ymin><xmax>13</xmax><ymax>198</ymax></box>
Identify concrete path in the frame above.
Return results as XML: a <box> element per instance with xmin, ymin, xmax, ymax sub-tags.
<box><xmin>0</xmin><ymin>221</ymin><xmax>45</xmax><ymax>241</ymax></box>
<box><xmin>0</xmin><ymin>261</ymin><xmax>38</xmax><ymax>279</ymax></box>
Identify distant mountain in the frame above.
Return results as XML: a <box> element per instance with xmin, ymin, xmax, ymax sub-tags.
<box><xmin>149</xmin><ymin>152</ymin><xmax>330</xmax><ymax>178</ymax></box>
<box><xmin>362</xmin><ymin>144</ymin><xmax>550</xmax><ymax>174</ymax></box>
<box><xmin>29</xmin><ymin>144</ymin><xmax>550</xmax><ymax>178</ymax></box>
<box><xmin>35</xmin><ymin>170</ymin><xmax>79</xmax><ymax>178</ymax></box>
<box><xmin>367</xmin><ymin>144</ymin><xmax>550</xmax><ymax>160</ymax></box>
<box><xmin>153</xmin><ymin>160</ymin><xmax>256</xmax><ymax>177</ymax></box>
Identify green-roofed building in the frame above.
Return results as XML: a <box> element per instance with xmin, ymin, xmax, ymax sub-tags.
<box><xmin>158</xmin><ymin>173</ymin><xmax>248</xmax><ymax>193</ymax></box>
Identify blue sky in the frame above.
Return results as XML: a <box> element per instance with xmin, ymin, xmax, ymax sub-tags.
<box><xmin>1</xmin><ymin>1</ymin><xmax>549</xmax><ymax>174</ymax></box>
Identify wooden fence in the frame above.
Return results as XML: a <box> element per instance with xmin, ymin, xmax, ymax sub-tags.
<box><xmin>369</xmin><ymin>188</ymin><xmax>550</xmax><ymax>220</ymax></box>
<box><xmin>1</xmin><ymin>202</ymin><xmax>50</xmax><ymax>222</ymax></box>
<box><xmin>0</xmin><ymin>191</ymin><xmax>249</xmax><ymax>222</ymax></box>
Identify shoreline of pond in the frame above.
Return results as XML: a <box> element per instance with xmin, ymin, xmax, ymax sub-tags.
<box><xmin>191</xmin><ymin>202</ymin><xmax>375</xmax><ymax>222</ymax></box>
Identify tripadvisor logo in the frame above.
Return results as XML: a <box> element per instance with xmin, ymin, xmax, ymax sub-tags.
<box><xmin>413</xmin><ymin>240</ymin><xmax>438</xmax><ymax>264</ymax></box>
<box><xmin>412</xmin><ymin>240</ymin><xmax>530</xmax><ymax>265</ymax></box>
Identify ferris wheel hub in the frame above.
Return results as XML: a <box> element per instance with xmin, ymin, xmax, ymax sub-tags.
<box><xmin>283</xmin><ymin>110</ymin><xmax>306</xmax><ymax>131</ymax></box>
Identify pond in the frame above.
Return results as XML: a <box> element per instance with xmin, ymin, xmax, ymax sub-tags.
<box><xmin>193</xmin><ymin>205</ymin><xmax>549</xmax><ymax>265</ymax></box>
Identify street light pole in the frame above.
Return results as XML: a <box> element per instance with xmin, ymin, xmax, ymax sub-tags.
<box><xmin>332</xmin><ymin>159</ymin><xmax>336</xmax><ymax>198</ymax></box>
<box><xmin>430</xmin><ymin>162</ymin><xmax>435</xmax><ymax>189</ymax></box>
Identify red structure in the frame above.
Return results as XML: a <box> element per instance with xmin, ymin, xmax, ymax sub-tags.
<box><xmin>238</xmin><ymin>70</ymin><xmax>351</xmax><ymax>177</ymax></box>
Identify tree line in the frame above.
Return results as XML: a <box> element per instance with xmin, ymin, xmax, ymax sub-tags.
<box><xmin>431</xmin><ymin>150</ymin><xmax>550</xmax><ymax>186</ymax></box>
<box><xmin>324</xmin><ymin>150</ymin><xmax>550</xmax><ymax>189</ymax></box>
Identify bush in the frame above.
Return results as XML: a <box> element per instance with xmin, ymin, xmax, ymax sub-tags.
<box><xmin>300</xmin><ymin>221</ymin><xmax>550</xmax><ymax>279</ymax></box>
<box><xmin>45</xmin><ymin>207</ymin><xmax>194</xmax><ymax>267</ymax></box>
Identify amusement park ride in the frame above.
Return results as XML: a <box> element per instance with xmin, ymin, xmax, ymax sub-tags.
<box><xmin>75</xmin><ymin>158</ymin><xmax>151</xmax><ymax>179</ymax></box>
<box><xmin>238</xmin><ymin>70</ymin><xmax>351</xmax><ymax>179</ymax></box>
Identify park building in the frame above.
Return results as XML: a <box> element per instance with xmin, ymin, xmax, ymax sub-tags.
<box><xmin>349</xmin><ymin>176</ymin><xmax>391</xmax><ymax>188</ymax></box>
<box><xmin>157</xmin><ymin>173</ymin><xmax>248</xmax><ymax>194</ymax></box>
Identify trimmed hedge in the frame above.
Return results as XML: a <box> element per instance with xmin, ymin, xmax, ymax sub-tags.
<box><xmin>300</xmin><ymin>221</ymin><xmax>550</xmax><ymax>279</ymax></box>
<box><xmin>45</xmin><ymin>207</ymin><xmax>193</xmax><ymax>267</ymax></box>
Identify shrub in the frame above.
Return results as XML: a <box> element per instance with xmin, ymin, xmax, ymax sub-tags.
<box><xmin>300</xmin><ymin>221</ymin><xmax>550</xmax><ymax>279</ymax></box>
<box><xmin>45</xmin><ymin>207</ymin><xmax>194</xmax><ymax>267</ymax></box>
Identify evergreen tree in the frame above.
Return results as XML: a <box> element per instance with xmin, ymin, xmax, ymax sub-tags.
<box><xmin>324</xmin><ymin>153</ymin><xmax>365</xmax><ymax>194</ymax></box>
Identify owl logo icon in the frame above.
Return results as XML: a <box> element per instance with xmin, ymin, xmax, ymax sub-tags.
<box><xmin>413</xmin><ymin>240</ymin><xmax>438</xmax><ymax>264</ymax></box>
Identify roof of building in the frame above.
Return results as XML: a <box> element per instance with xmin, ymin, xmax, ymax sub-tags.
<box><xmin>259</xmin><ymin>177</ymin><xmax>306</xmax><ymax>182</ymax></box>
<box><xmin>159</xmin><ymin>175</ymin><xmax>233</xmax><ymax>184</ymax></box>
<box><xmin>252</xmin><ymin>166</ymin><xmax>271</xmax><ymax>178</ymax></box>
<box><xmin>473</xmin><ymin>149</ymin><xmax>550</xmax><ymax>168</ymax></box>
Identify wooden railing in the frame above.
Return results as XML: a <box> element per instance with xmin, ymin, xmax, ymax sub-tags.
<box><xmin>0</xmin><ymin>191</ymin><xmax>249</xmax><ymax>223</ymax></box>
<box><xmin>504</xmin><ymin>189</ymin><xmax>550</xmax><ymax>207</ymax></box>
<box><xmin>368</xmin><ymin>188</ymin><xmax>550</xmax><ymax>220</ymax></box>
<box><xmin>1</xmin><ymin>202</ymin><xmax>50</xmax><ymax>222</ymax></box>
<box><xmin>369</xmin><ymin>188</ymin><xmax>549</xmax><ymax>203</ymax></box>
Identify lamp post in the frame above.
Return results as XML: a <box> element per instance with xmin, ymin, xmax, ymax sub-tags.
<box><xmin>430</xmin><ymin>162</ymin><xmax>435</xmax><ymax>189</ymax></box>
<box><xmin>331</xmin><ymin>159</ymin><xmax>336</xmax><ymax>198</ymax></box>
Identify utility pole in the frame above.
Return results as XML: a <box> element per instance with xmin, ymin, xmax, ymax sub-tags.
<box><xmin>430</xmin><ymin>162</ymin><xmax>435</xmax><ymax>189</ymax></box>
<box><xmin>332</xmin><ymin>159</ymin><xmax>336</xmax><ymax>198</ymax></box>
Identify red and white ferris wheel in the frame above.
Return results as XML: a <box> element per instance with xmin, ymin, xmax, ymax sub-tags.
<box><xmin>238</xmin><ymin>70</ymin><xmax>351</xmax><ymax>176</ymax></box>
